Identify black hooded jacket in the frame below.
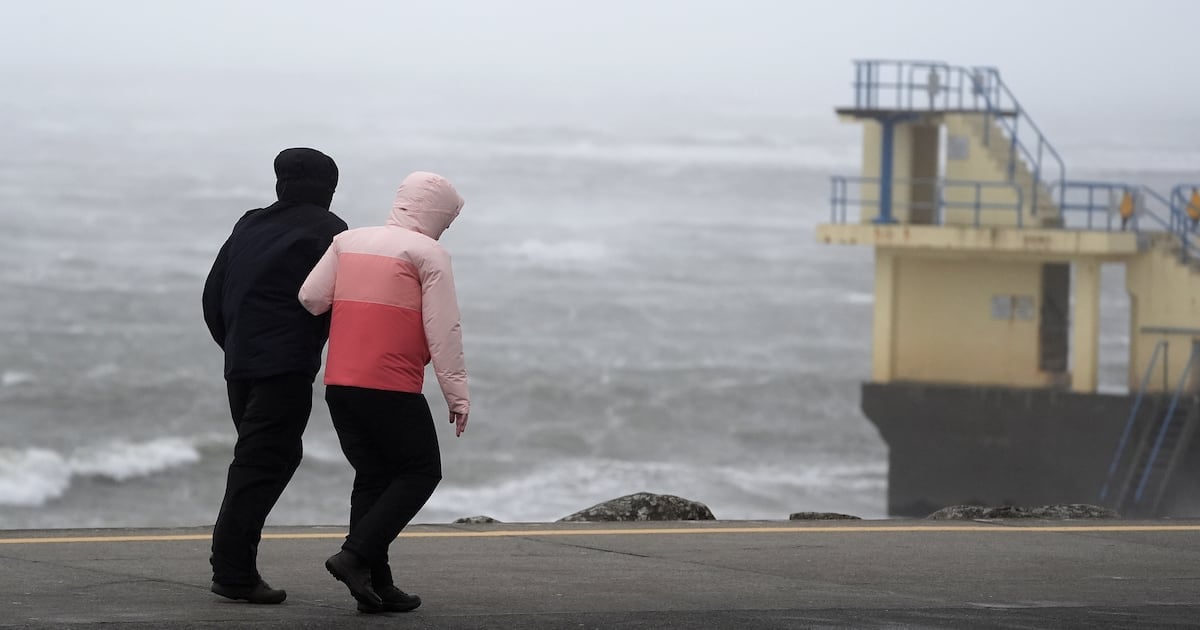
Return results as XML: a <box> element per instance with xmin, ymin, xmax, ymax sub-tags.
<box><xmin>202</xmin><ymin>148</ymin><xmax>348</xmax><ymax>381</ymax></box>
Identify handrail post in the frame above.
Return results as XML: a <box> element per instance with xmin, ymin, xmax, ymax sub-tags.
<box><xmin>1031</xmin><ymin>165</ymin><xmax>1041</xmax><ymax>219</ymax></box>
<box><xmin>1164</xmin><ymin>343</ymin><xmax>1170</xmax><ymax>393</ymax></box>
<box><xmin>937</xmin><ymin>179</ymin><xmax>945</xmax><ymax>225</ymax></box>
<box><xmin>1008</xmin><ymin>121</ymin><xmax>1018</xmax><ymax>179</ymax></box>
<box><xmin>1016</xmin><ymin>183</ymin><xmax>1024</xmax><ymax>228</ymax></box>
<box><xmin>974</xmin><ymin>182</ymin><xmax>982</xmax><ymax>227</ymax></box>
<box><xmin>905</xmin><ymin>62</ymin><xmax>914</xmax><ymax>109</ymax></box>
<box><xmin>854</xmin><ymin>63</ymin><xmax>862</xmax><ymax>109</ymax></box>
<box><xmin>830</xmin><ymin>177</ymin><xmax>838</xmax><ymax>223</ymax></box>
<box><xmin>1087</xmin><ymin>186</ymin><xmax>1095</xmax><ymax>230</ymax></box>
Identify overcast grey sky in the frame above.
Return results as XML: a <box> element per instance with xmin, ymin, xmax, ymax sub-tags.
<box><xmin>2</xmin><ymin>0</ymin><xmax>1198</xmax><ymax>129</ymax></box>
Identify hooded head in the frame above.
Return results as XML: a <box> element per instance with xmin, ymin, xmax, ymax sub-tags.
<box><xmin>274</xmin><ymin>148</ymin><xmax>339</xmax><ymax>209</ymax></box>
<box><xmin>386</xmin><ymin>172</ymin><xmax>464</xmax><ymax>240</ymax></box>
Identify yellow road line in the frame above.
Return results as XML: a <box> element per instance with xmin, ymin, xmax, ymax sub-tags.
<box><xmin>2</xmin><ymin>524</ymin><xmax>1199</xmax><ymax>545</ymax></box>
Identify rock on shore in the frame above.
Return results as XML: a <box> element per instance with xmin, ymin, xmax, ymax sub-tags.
<box><xmin>928</xmin><ymin>504</ymin><xmax>1118</xmax><ymax>520</ymax></box>
<box><xmin>453</xmin><ymin>515</ymin><xmax>502</xmax><ymax>524</ymax></box>
<box><xmin>789</xmin><ymin>512</ymin><xmax>862</xmax><ymax>520</ymax></box>
<box><xmin>558</xmin><ymin>493</ymin><xmax>716</xmax><ymax>522</ymax></box>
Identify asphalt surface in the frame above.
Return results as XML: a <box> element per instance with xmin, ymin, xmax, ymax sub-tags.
<box><xmin>2</xmin><ymin>519</ymin><xmax>1199</xmax><ymax>628</ymax></box>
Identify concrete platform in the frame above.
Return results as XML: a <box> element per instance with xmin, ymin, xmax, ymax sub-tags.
<box><xmin>3</xmin><ymin>519</ymin><xmax>1200</xmax><ymax>628</ymax></box>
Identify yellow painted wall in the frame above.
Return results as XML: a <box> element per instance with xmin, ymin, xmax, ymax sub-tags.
<box><xmin>1125</xmin><ymin>241</ymin><xmax>1200</xmax><ymax>393</ymax></box>
<box><xmin>909</xmin><ymin>125</ymin><xmax>940</xmax><ymax>224</ymax></box>
<box><xmin>942</xmin><ymin>115</ymin><xmax>1026</xmax><ymax>228</ymax></box>
<box><xmin>885</xmin><ymin>253</ymin><xmax>1051</xmax><ymax>386</ymax></box>
<box><xmin>832</xmin><ymin>111</ymin><xmax>1200</xmax><ymax>396</ymax></box>
<box><xmin>871</xmin><ymin>250</ymin><xmax>898</xmax><ymax>381</ymax></box>
<box><xmin>1072</xmin><ymin>260</ymin><xmax>1101</xmax><ymax>393</ymax></box>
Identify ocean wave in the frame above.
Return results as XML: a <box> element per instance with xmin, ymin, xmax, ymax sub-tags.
<box><xmin>1</xmin><ymin>371</ymin><xmax>35</xmax><ymax>387</ymax></box>
<box><xmin>84</xmin><ymin>363</ymin><xmax>121</xmax><ymax>380</ymax></box>
<box><xmin>300</xmin><ymin>432</ymin><xmax>349</xmax><ymax>465</ymax></box>
<box><xmin>498</xmin><ymin>239</ymin><xmax>611</xmax><ymax>268</ymax></box>
<box><xmin>0</xmin><ymin>448</ymin><xmax>68</xmax><ymax>507</ymax></box>
<box><xmin>182</xmin><ymin>185</ymin><xmax>262</xmax><ymax>201</ymax></box>
<box><xmin>0</xmin><ymin>437</ymin><xmax>208</xmax><ymax>507</ymax></box>
<box><xmin>839</xmin><ymin>291</ymin><xmax>874</xmax><ymax>305</ymax></box>
<box><xmin>446</xmin><ymin>124</ymin><xmax>859</xmax><ymax>169</ymax></box>
<box><xmin>458</xmin><ymin>124</ymin><xmax>1200</xmax><ymax>173</ymax></box>
<box><xmin>424</xmin><ymin>458</ymin><xmax>887</xmax><ymax>522</ymax></box>
<box><xmin>479</xmin><ymin>140</ymin><xmax>859</xmax><ymax>169</ymax></box>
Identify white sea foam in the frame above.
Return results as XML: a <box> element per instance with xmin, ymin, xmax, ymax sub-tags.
<box><xmin>840</xmin><ymin>291</ymin><xmax>875</xmax><ymax>305</ymax></box>
<box><xmin>479</xmin><ymin>139</ymin><xmax>860</xmax><ymax>169</ymax></box>
<box><xmin>455</xmin><ymin>124</ymin><xmax>862</xmax><ymax>169</ymax></box>
<box><xmin>422</xmin><ymin>458</ymin><xmax>887</xmax><ymax>522</ymax></box>
<box><xmin>1</xmin><ymin>371</ymin><xmax>35</xmax><ymax>387</ymax></box>
<box><xmin>84</xmin><ymin>363</ymin><xmax>121</xmax><ymax>379</ymax></box>
<box><xmin>500</xmin><ymin>239</ymin><xmax>610</xmax><ymax>268</ymax></box>
<box><xmin>0</xmin><ymin>437</ymin><xmax>205</xmax><ymax>506</ymax></box>
<box><xmin>0</xmin><ymin>448</ymin><xmax>71</xmax><ymax>507</ymax></box>
<box><xmin>69</xmin><ymin>437</ymin><xmax>202</xmax><ymax>481</ymax></box>
<box><xmin>182</xmin><ymin>185</ymin><xmax>261</xmax><ymax>201</ymax></box>
<box><xmin>300</xmin><ymin>432</ymin><xmax>348</xmax><ymax>465</ymax></box>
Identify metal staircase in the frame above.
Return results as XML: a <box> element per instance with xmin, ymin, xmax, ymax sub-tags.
<box><xmin>1101</xmin><ymin>344</ymin><xmax>1200</xmax><ymax>517</ymax></box>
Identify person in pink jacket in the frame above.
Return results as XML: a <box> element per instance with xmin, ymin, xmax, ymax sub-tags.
<box><xmin>298</xmin><ymin>171</ymin><xmax>469</xmax><ymax>613</ymax></box>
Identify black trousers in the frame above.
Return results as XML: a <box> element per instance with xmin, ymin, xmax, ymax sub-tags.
<box><xmin>210</xmin><ymin>373</ymin><xmax>312</xmax><ymax>586</ymax></box>
<box><xmin>326</xmin><ymin>385</ymin><xmax>442</xmax><ymax>578</ymax></box>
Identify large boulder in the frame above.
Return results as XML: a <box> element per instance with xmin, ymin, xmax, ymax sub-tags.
<box><xmin>1026</xmin><ymin>504</ymin><xmax>1119</xmax><ymax>519</ymax></box>
<box><xmin>558</xmin><ymin>493</ymin><xmax>715</xmax><ymax>522</ymax></box>
<box><xmin>453</xmin><ymin>515</ymin><xmax>501</xmax><ymax>524</ymax></box>
<box><xmin>789</xmin><ymin>512</ymin><xmax>861</xmax><ymax>520</ymax></box>
<box><xmin>928</xmin><ymin>504</ymin><xmax>1118</xmax><ymax>520</ymax></box>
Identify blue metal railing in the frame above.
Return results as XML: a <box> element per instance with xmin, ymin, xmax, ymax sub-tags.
<box><xmin>850</xmin><ymin>60</ymin><xmax>1066</xmax><ymax>216</ymax></box>
<box><xmin>830</xmin><ymin>176</ymin><xmax>1024</xmax><ymax>227</ymax></box>
<box><xmin>1169</xmin><ymin>185</ymin><xmax>1200</xmax><ymax>260</ymax></box>
<box><xmin>1134</xmin><ymin>345</ymin><xmax>1200</xmax><ymax>504</ymax></box>
<box><xmin>1049</xmin><ymin>181</ymin><xmax>1176</xmax><ymax>234</ymax></box>
<box><xmin>1099</xmin><ymin>340</ymin><xmax>1168</xmax><ymax>503</ymax></box>
<box><xmin>973</xmin><ymin>67</ymin><xmax>1066</xmax><ymax>215</ymax></box>
<box><xmin>1051</xmin><ymin>180</ymin><xmax>1136</xmax><ymax>231</ymax></box>
<box><xmin>851</xmin><ymin>60</ymin><xmax>1007</xmax><ymax>112</ymax></box>
<box><xmin>839</xmin><ymin>61</ymin><xmax>1196</xmax><ymax>251</ymax></box>
<box><xmin>1141</xmin><ymin>187</ymin><xmax>1180</xmax><ymax>233</ymax></box>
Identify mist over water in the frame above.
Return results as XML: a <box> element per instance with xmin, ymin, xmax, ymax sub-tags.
<box><xmin>0</xmin><ymin>81</ymin><xmax>884</xmax><ymax>526</ymax></box>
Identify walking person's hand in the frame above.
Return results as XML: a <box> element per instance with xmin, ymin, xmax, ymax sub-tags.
<box><xmin>451</xmin><ymin>412</ymin><xmax>468</xmax><ymax>437</ymax></box>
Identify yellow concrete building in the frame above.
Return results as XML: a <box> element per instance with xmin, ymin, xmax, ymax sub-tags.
<box><xmin>817</xmin><ymin>60</ymin><xmax>1200</xmax><ymax>518</ymax></box>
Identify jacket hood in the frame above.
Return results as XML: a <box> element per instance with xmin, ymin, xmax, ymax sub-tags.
<box><xmin>274</xmin><ymin>147</ymin><xmax>338</xmax><ymax>209</ymax></box>
<box><xmin>386</xmin><ymin>172</ymin><xmax>464</xmax><ymax>239</ymax></box>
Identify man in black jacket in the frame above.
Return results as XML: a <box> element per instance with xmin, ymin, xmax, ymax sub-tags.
<box><xmin>202</xmin><ymin>148</ymin><xmax>347</xmax><ymax>604</ymax></box>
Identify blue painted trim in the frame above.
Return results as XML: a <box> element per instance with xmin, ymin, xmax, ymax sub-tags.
<box><xmin>876</xmin><ymin>118</ymin><xmax>898</xmax><ymax>224</ymax></box>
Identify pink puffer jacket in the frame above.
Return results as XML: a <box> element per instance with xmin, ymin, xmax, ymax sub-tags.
<box><xmin>299</xmin><ymin>172</ymin><xmax>469</xmax><ymax>415</ymax></box>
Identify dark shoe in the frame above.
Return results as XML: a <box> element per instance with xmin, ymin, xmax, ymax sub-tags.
<box><xmin>357</xmin><ymin>584</ymin><xmax>421</xmax><ymax>613</ymax></box>
<box><xmin>325</xmin><ymin>550</ymin><xmax>383</xmax><ymax>608</ymax></box>
<box><xmin>211</xmin><ymin>579</ymin><xmax>287</xmax><ymax>604</ymax></box>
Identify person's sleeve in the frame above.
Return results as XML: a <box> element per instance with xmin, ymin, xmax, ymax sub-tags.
<box><xmin>201</xmin><ymin>239</ymin><xmax>230</xmax><ymax>348</ymax></box>
<box><xmin>420</xmin><ymin>246</ymin><xmax>470</xmax><ymax>415</ymax></box>
<box><xmin>299</xmin><ymin>240</ymin><xmax>339</xmax><ymax>316</ymax></box>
